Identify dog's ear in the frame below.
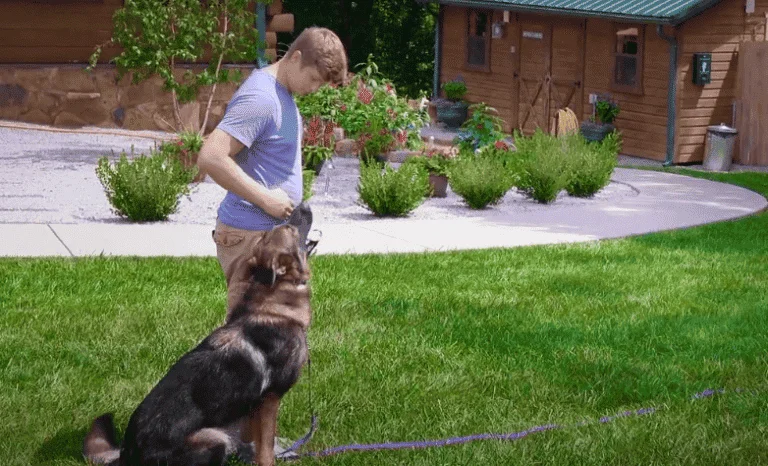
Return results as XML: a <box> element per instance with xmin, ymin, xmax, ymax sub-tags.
<box><xmin>272</xmin><ymin>254</ymin><xmax>289</xmax><ymax>277</ymax></box>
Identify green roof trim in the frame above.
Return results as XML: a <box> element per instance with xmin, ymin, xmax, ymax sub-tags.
<box><xmin>430</xmin><ymin>0</ymin><xmax>724</xmax><ymax>24</ymax></box>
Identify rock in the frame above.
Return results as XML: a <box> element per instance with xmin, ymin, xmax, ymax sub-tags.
<box><xmin>53</xmin><ymin>111</ymin><xmax>87</xmax><ymax>127</ymax></box>
<box><xmin>335</xmin><ymin>138</ymin><xmax>358</xmax><ymax>157</ymax></box>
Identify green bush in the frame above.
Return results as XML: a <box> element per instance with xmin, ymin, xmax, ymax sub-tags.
<box><xmin>303</xmin><ymin>169</ymin><xmax>316</xmax><ymax>201</ymax></box>
<box><xmin>513</xmin><ymin>129</ymin><xmax>570</xmax><ymax>204</ymax></box>
<box><xmin>96</xmin><ymin>149</ymin><xmax>197</xmax><ymax>222</ymax></box>
<box><xmin>447</xmin><ymin>153</ymin><xmax>516</xmax><ymax>209</ymax></box>
<box><xmin>565</xmin><ymin>132</ymin><xmax>621</xmax><ymax>198</ymax></box>
<box><xmin>358</xmin><ymin>160</ymin><xmax>429</xmax><ymax>217</ymax></box>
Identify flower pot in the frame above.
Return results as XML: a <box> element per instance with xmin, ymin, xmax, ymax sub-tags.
<box><xmin>436</xmin><ymin>101</ymin><xmax>469</xmax><ymax>129</ymax></box>
<box><xmin>428</xmin><ymin>173</ymin><xmax>448</xmax><ymax>198</ymax></box>
<box><xmin>580</xmin><ymin>121</ymin><xmax>616</xmax><ymax>142</ymax></box>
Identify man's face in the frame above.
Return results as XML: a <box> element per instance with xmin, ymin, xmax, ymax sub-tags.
<box><xmin>288</xmin><ymin>53</ymin><xmax>326</xmax><ymax>96</ymax></box>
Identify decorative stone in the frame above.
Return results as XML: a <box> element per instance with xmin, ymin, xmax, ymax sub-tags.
<box><xmin>54</xmin><ymin>111</ymin><xmax>88</xmax><ymax>127</ymax></box>
<box><xmin>178</xmin><ymin>101</ymin><xmax>201</xmax><ymax>133</ymax></box>
<box><xmin>19</xmin><ymin>108</ymin><xmax>53</xmax><ymax>125</ymax></box>
<box><xmin>0</xmin><ymin>84</ymin><xmax>27</xmax><ymax>107</ymax></box>
<box><xmin>50</xmin><ymin>69</ymin><xmax>98</xmax><ymax>93</ymax></box>
<box><xmin>60</xmin><ymin>96</ymin><xmax>110</xmax><ymax>124</ymax></box>
<box><xmin>335</xmin><ymin>138</ymin><xmax>358</xmax><ymax>157</ymax></box>
<box><xmin>333</xmin><ymin>126</ymin><xmax>345</xmax><ymax>141</ymax></box>
<box><xmin>112</xmin><ymin>107</ymin><xmax>126</xmax><ymax>127</ymax></box>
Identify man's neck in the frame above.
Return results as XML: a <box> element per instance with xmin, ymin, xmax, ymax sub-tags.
<box><xmin>263</xmin><ymin>60</ymin><xmax>290</xmax><ymax>93</ymax></box>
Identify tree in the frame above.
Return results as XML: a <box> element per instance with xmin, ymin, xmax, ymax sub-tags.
<box><xmin>87</xmin><ymin>0</ymin><xmax>265</xmax><ymax>135</ymax></box>
<box><xmin>282</xmin><ymin>0</ymin><xmax>437</xmax><ymax>98</ymax></box>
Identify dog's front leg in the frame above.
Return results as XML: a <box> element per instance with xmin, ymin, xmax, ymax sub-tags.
<box><xmin>256</xmin><ymin>393</ymin><xmax>281</xmax><ymax>466</ymax></box>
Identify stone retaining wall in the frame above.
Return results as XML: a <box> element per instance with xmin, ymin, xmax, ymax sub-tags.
<box><xmin>0</xmin><ymin>64</ymin><xmax>256</xmax><ymax>133</ymax></box>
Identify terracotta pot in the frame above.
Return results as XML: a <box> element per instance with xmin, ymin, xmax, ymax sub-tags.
<box><xmin>428</xmin><ymin>173</ymin><xmax>448</xmax><ymax>198</ymax></box>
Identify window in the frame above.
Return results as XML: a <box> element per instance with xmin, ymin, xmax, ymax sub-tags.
<box><xmin>466</xmin><ymin>9</ymin><xmax>491</xmax><ymax>71</ymax></box>
<box><xmin>611</xmin><ymin>24</ymin><xmax>644</xmax><ymax>94</ymax></box>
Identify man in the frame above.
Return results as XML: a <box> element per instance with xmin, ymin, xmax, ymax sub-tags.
<box><xmin>198</xmin><ymin>27</ymin><xmax>348</xmax><ymax>315</ymax></box>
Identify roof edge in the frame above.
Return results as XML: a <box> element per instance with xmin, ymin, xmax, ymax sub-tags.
<box><xmin>429</xmin><ymin>0</ymin><xmax>722</xmax><ymax>25</ymax></box>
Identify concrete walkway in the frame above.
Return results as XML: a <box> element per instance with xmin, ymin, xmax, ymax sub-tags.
<box><xmin>0</xmin><ymin>167</ymin><xmax>765</xmax><ymax>257</ymax></box>
<box><xmin>0</xmin><ymin>120</ymin><xmax>766</xmax><ymax>257</ymax></box>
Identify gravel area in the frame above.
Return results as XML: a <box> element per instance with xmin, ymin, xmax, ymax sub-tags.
<box><xmin>0</xmin><ymin>124</ymin><xmax>640</xmax><ymax>225</ymax></box>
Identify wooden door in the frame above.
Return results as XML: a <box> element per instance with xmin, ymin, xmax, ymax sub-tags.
<box><xmin>516</xmin><ymin>20</ymin><xmax>551</xmax><ymax>135</ymax></box>
<box><xmin>735</xmin><ymin>41</ymin><xmax>768</xmax><ymax>166</ymax></box>
<box><xmin>549</xmin><ymin>20</ymin><xmax>585</xmax><ymax>133</ymax></box>
<box><xmin>514</xmin><ymin>17</ymin><xmax>584</xmax><ymax>135</ymax></box>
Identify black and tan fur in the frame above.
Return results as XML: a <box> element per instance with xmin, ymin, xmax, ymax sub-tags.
<box><xmin>83</xmin><ymin>224</ymin><xmax>313</xmax><ymax>466</ymax></box>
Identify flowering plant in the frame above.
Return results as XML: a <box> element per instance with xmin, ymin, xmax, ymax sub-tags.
<box><xmin>302</xmin><ymin>115</ymin><xmax>336</xmax><ymax>171</ymax></box>
<box><xmin>456</xmin><ymin>103</ymin><xmax>508</xmax><ymax>152</ymax></box>
<box><xmin>409</xmin><ymin>144</ymin><xmax>458</xmax><ymax>176</ymax></box>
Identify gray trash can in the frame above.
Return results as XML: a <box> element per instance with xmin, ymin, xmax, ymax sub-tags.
<box><xmin>703</xmin><ymin>123</ymin><xmax>738</xmax><ymax>172</ymax></box>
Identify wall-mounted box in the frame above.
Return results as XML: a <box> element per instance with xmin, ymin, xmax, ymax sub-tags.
<box><xmin>693</xmin><ymin>53</ymin><xmax>712</xmax><ymax>85</ymax></box>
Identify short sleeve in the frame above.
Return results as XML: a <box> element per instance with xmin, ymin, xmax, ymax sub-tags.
<box><xmin>216</xmin><ymin>91</ymin><xmax>277</xmax><ymax>149</ymax></box>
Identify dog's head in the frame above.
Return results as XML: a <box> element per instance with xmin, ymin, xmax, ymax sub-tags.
<box><xmin>247</xmin><ymin>224</ymin><xmax>309</xmax><ymax>288</ymax></box>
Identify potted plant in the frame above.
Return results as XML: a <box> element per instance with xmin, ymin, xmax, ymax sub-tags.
<box><xmin>580</xmin><ymin>95</ymin><xmax>620</xmax><ymax>142</ymax></box>
<box><xmin>408</xmin><ymin>144</ymin><xmax>458</xmax><ymax>197</ymax></box>
<box><xmin>435</xmin><ymin>78</ymin><xmax>469</xmax><ymax>129</ymax></box>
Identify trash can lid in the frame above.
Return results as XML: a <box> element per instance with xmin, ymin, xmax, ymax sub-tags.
<box><xmin>707</xmin><ymin>123</ymin><xmax>738</xmax><ymax>134</ymax></box>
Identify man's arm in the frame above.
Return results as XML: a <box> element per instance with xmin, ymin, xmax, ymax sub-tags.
<box><xmin>197</xmin><ymin>129</ymin><xmax>294</xmax><ymax>220</ymax></box>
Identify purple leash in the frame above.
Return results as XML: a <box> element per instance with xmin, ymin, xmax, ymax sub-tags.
<box><xmin>278</xmin><ymin>387</ymin><xmax>752</xmax><ymax>461</ymax></box>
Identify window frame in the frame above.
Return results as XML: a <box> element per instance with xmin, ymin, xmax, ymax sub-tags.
<box><xmin>611</xmin><ymin>23</ymin><xmax>645</xmax><ymax>95</ymax></box>
<box><xmin>465</xmin><ymin>9</ymin><xmax>492</xmax><ymax>73</ymax></box>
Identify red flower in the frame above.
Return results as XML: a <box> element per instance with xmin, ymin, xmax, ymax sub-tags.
<box><xmin>357</xmin><ymin>84</ymin><xmax>374</xmax><ymax>104</ymax></box>
<box><xmin>476</xmin><ymin>123</ymin><xmax>483</xmax><ymax>129</ymax></box>
<box><xmin>341</xmin><ymin>104</ymin><xmax>347</xmax><ymax>111</ymax></box>
<box><xmin>494</xmin><ymin>140</ymin><xmax>509</xmax><ymax>150</ymax></box>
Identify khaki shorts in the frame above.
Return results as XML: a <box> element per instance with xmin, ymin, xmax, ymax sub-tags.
<box><xmin>212</xmin><ymin>220</ymin><xmax>268</xmax><ymax>316</ymax></box>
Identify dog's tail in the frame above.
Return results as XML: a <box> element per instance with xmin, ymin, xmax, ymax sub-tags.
<box><xmin>83</xmin><ymin>413</ymin><xmax>120</xmax><ymax>465</ymax></box>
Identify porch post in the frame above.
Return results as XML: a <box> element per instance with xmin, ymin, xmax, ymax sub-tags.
<box><xmin>657</xmin><ymin>24</ymin><xmax>678</xmax><ymax>166</ymax></box>
<box><xmin>433</xmin><ymin>3</ymin><xmax>443</xmax><ymax>99</ymax></box>
<box><xmin>256</xmin><ymin>3</ymin><xmax>268</xmax><ymax>68</ymax></box>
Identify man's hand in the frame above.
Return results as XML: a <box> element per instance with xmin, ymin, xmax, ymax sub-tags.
<box><xmin>198</xmin><ymin>129</ymin><xmax>294</xmax><ymax>220</ymax></box>
<box><xmin>262</xmin><ymin>188</ymin><xmax>294</xmax><ymax>220</ymax></box>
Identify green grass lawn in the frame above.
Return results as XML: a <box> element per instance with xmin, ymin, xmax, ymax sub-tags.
<box><xmin>1</xmin><ymin>168</ymin><xmax>767</xmax><ymax>465</ymax></box>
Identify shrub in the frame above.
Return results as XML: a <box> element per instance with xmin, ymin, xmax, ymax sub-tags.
<box><xmin>513</xmin><ymin>129</ymin><xmax>570</xmax><ymax>204</ymax></box>
<box><xmin>447</xmin><ymin>153</ymin><xmax>516</xmax><ymax>209</ymax></box>
<box><xmin>358</xmin><ymin>160</ymin><xmax>429</xmax><ymax>217</ymax></box>
<box><xmin>96</xmin><ymin>148</ymin><xmax>197</xmax><ymax>222</ymax></box>
<box><xmin>303</xmin><ymin>169</ymin><xmax>316</xmax><ymax>201</ymax></box>
<box><xmin>565</xmin><ymin>132</ymin><xmax>621</xmax><ymax>198</ymax></box>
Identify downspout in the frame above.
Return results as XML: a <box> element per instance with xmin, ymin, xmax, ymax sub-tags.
<box><xmin>656</xmin><ymin>24</ymin><xmax>678</xmax><ymax>167</ymax></box>
<box><xmin>433</xmin><ymin>4</ymin><xmax>443</xmax><ymax>99</ymax></box>
<box><xmin>256</xmin><ymin>3</ymin><xmax>268</xmax><ymax>68</ymax></box>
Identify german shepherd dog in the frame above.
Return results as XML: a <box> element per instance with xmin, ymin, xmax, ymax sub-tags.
<box><xmin>83</xmin><ymin>220</ymin><xmax>316</xmax><ymax>466</ymax></box>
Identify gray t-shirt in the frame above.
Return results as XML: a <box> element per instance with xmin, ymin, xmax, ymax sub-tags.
<box><xmin>216</xmin><ymin>70</ymin><xmax>303</xmax><ymax>231</ymax></box>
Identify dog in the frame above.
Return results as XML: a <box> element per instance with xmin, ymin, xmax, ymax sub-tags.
<box><xmin>83</xmin><ymin>223</ymin><xmax>314</xmax><ymax>466</ymax></box>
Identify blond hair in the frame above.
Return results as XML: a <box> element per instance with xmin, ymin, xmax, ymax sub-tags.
<box><xmin>285</xmin><ymin>27</ymin><xmax>348</xmax><ymax>86</ymax></box>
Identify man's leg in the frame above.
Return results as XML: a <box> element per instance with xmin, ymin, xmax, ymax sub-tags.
<box><xmin>212</xmin><ymin>220</ymin><xmax>267</xmax><ymax>318</ymax></box>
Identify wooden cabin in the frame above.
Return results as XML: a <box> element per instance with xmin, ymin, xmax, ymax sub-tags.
<box><xmin>0</xmin><ymin>0</ymin><xmax>294</xmax><ymax>133</ymax></box>
<box><xmin>426</xmin><ymin>0</ymin><xmax>768</xmax><ymax>166</ymax></box>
